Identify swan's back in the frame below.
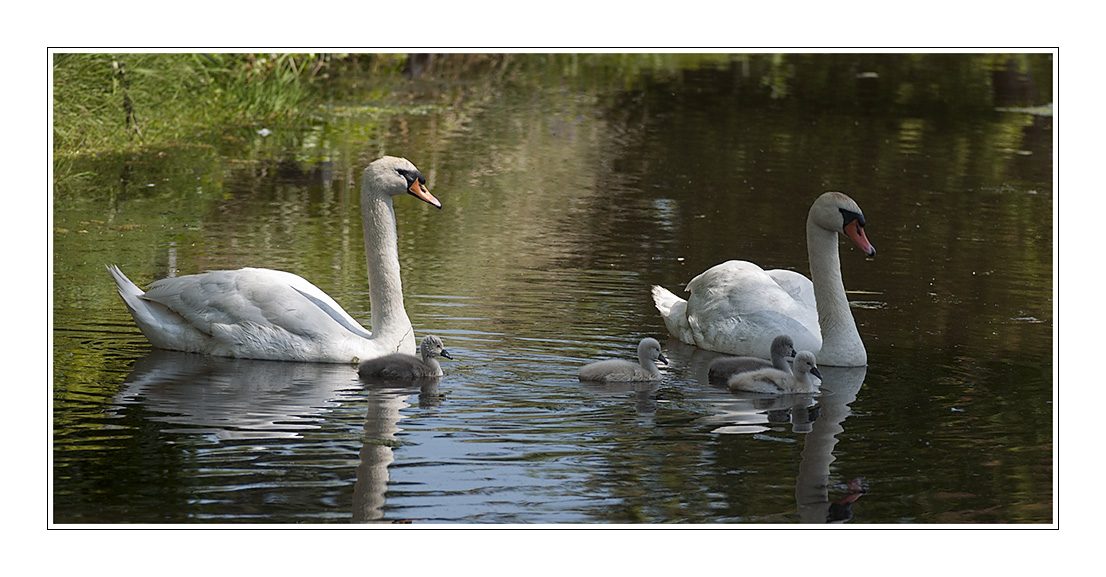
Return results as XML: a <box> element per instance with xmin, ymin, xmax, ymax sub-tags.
<box><xmin>109</xmin><ymin>266</ymin><xmax>381</xmax><ymax>362</ymax></box>
<box><xmin>684</xmin><ymin>261</ymin><xmax>822</xmax><ymax>356</ymax></box>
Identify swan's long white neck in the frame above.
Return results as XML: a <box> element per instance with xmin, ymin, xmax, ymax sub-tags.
<box><xmin>362</xmin><ymin>187</ymin><xmax>411</xmax><ymax>345</ymax></box>
<box><xmin>807</xmin><ymin>216</ymin><xmax>867</xmax><ymax>366</ymax></box>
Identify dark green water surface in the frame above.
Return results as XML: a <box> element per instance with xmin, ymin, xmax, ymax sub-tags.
<box><xmin>52</xmin><ymin>53</ymin><xmax>1053</xmax><ymax>524</ymax></box>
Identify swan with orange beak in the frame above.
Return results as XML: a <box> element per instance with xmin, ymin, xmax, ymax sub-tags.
<box><xmin>652</xmin><ymin>192</ymin><xmax>875</xmax><ymax>367</ymax></box>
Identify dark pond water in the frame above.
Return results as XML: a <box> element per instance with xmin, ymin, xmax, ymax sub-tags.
<box><xmin>52</xmin><ymin>53</ymin><xmax>1054</xmax><ymax>524</ymax></box>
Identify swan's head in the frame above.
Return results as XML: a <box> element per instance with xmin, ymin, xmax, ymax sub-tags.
<box><xmin>810</xmin><ymin>192</ymin><xmax>875</xmax><ymax>257</ymax></box>
<box><xmin>794</xmin><ymin>350</ymin><xmax>822</xmax><ymax>380</ymax></box>
<box><xmin>420</xmin><ymin>335</ymin><xmax>453</xmax><ymax>360</ymax></box>
<box><xmin>770</xmin><ymin>335</ymin><xmax>797</xmax><ymax>359</ymax></box>
<box><xmin>365</xmin><ymin>156</ymin><xmax>442</xmax><ymax>209</ymax></box>
<box><xmin>639</xmin><ymin>337</ymin><xmax>668</xmax><ymax>365</ymax></box>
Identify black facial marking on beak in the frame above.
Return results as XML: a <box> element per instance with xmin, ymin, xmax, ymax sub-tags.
<box><xmin>839</xmin><ymin>208</ymin><xmax>866</xmax><ymax>228</ymax></box>
<box><xmin>395</xmin><ymin>168</ymin><xmax>426</xmax><ymax>190</ymax></box>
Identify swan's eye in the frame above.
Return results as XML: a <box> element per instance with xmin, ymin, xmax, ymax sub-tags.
<box><xmin>839</xmin><ymin>208</ymin><xmax>866</xmax><ymax>228</ymax></box>
<box><xmin>395</xmin><ymin>168</ymin><xmax>426</xmax><ymax>186</ymax></box>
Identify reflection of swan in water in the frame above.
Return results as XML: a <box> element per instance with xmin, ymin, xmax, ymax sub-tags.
<box><xmin>579</xmin><ymin>338</ymin><xmax>667</xmax><ymax>382</ymax></box>
<box><xmin>795</xmin><ymin>365</ymin><xmax>867</xmax><ymax>523</ymax></box>
<box><xmin>666</xmin><ymin>339</ymin><xmax>869</xmax><ymax>522</ymax></box>
<box><xmin>111</xmin><ymin>349</ymin><xmax>360</xmax><ymax>439</ymax></box>
<box><xmin>353</xmin><ymin>380</ymin><xmax>441</xmax><ymax>524</ymax></box>
<box><xmin>112</xmin><ymin>349</ymin><xmax>440</xmax><ymax>522</ymax></box>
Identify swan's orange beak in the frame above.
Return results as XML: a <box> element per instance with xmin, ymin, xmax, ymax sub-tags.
<box><xmin>845</xmin><ymin>221</ymin><xmax>876</xmax><ymax>257</ymax></box>
<box><xmin>408</xmin><ymin>179</ymin><xmax>442</xmax><ymax>209</ymax></box>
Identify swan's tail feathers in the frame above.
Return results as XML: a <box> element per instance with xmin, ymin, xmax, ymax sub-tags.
<box><xmin>106</xmin><ymin>265</ymin><xmax>182</xmax><ymax>349</ymax></box>
<box><xmin>107</xmin><ymin>264</ymin><xmax>144</xmax><ymax>302</ymax></box>
<box><xmin>651</xmin><ymin>285</ymin><xmax>694</xmax><ymax>345</ymax></box>
<box><xmin>107</xmin><ymin>264</ymin><xmax>155</xmax><ymax>326</ymax></box>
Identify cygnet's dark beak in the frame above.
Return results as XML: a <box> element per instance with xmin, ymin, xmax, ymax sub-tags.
<box><xmin>658</xmin><ymin>353</ymin><xmax>669</xmax><ymax>365</ymax></box>
<box><xmin>439</xmin><ymin>349</ymin><xmax>453</xmax><ymax>360</ymax></box>
<box><xmin>811</xmin><ymin>366</ymin><xmax>823</xmax><ymax>380</ymax></box>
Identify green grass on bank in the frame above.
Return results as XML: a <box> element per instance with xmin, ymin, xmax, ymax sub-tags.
<box><xmin>52</xmin><ymin>53</ymin><xmax>407</xmax><ymax>156</ymax></box>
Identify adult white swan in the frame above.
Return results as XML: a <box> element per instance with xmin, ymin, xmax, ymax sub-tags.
<box><xmin>652</xmin><ymin>192</ymin><xmax>874</xmax><ymax>367</ymax></box>
<box><xmin>107</xmin><ymin>156</ymin><xmax>441</xmax><ymax>363</ymax></box>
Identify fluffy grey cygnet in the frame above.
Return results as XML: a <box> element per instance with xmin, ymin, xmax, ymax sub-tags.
<box><xmin>358</xmin><ymin>335</ymin><xmax>453</xmax><ymax>379</ymax></box>
<box><xmin>579</xmin><ymin>337</ymin><xmax>668</xmax><ymax>383</ymax></box>
<box><xmin>727</xmin><ymin>350</ymin><xmax>822</xmax><ymax>394</ymax></box>
<box><xmin>708</xmin><ymin>335</ymin><xmax>797</xmax><ymax>384</ymax></box>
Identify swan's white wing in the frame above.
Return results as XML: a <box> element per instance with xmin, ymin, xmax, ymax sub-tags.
<box><xmin>684</xmin><ymin>261</ymin><xmax>820</xmax><ymax>356</ymax></box>
<box><xmin>765</xmin><ymin>269</ymin><xmax>817</xmax><ymax>312</ymax></box>
<box><xmin>242</xmin><ymin>268</ymin><xmax>372</xmax><ymax>339</ymax></box>
<box><xmin>139</xmin><ymin>268</ymin><xmax>371</xmax><ymax>344</ymax></box>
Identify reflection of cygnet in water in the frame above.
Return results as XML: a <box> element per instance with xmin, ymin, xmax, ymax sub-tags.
<box><xmin>358</xmin><ymin>335</ymin><xmax>453</xmax><ymax>379</ymax></box>
<box><xmin>708</xmin><ymin>335</ymin><xmax>797</xmax><ymax>384</ymax></box>
<box><xmin>727</xmin><ymin>351</ymin><xmax>821</xmax><ymax>394</ymax></box>
<box><xmin>579</xmin><ymin>338</ymin><xmax>667</xmax><ymax>383</ymax></box>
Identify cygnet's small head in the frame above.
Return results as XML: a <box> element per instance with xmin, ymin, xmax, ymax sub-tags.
<box><xmin>420</xmin><ymin>335</ymin><xmax>453</xmax><ymax>360</ymax></box>
<box><xmin>365</xmin><ymin>156</ymin><xmax>442</xmax><ymax>209</ymax></box>
<box><xmin>794</xmin><ymin>350</ymin><xmax>822</xmax><ymax>380</ymax></box>
<box><xmin>810</xmin><ymin>191</ymin><xmax>874</xmax><ymax>257</ymax></box>
<box><xmin>770</xmin><ymin>335</ymin><xmax>797</xmax><ymax>359</ymax></box>
<box><xmin>639</xmin><ymin>337</ymin><xmax>668</xmax><ymax>365</ymax></box>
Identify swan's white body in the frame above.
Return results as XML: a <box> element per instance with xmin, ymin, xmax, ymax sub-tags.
<box><xmin>108</xmin><ymin>156</ymin><xmax>441</xmax><ymax>363</ymax></box>
<box><xmin>727</xmin><ymin>351</ymin><xmax>822</xmax><ymax>394</ymax></box>
<box><xmin>358</xmin><ymin>335</ymin><xmax>453</xmax><ymax>379</ymax></box>
<box><xmin>708</xmin><ymin>334</ymin><xmax>797</xmax><ymax>384</ymax></box>
<box><xmin>652</xmin><ymin>192</ymin><xmax>874</xmax><ymax>367</ymax></box>
<box><xmin>579</xmin><ymin>338</ymin><xmax>668</xmax><ymax>383</ymax></box>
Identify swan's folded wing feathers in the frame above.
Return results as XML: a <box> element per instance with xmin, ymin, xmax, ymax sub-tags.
<box><xmin>766</xmin><ymin>269</ymin><xmax>816</xmax><ymax>310</ymax></box>
<box><xmin>140</xmin><ymin>274</ymin><xmax>229</xmax><ymax>334</ymax></box>
<box><xmin>684</xmin><ymin>260</ymin><xmax>821</xmax><ymax>354</ymax></box>
<box><xmin>253</xmin><ymin>268</ymin><xmax>372</xmax><ymax>338</ymax></box>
